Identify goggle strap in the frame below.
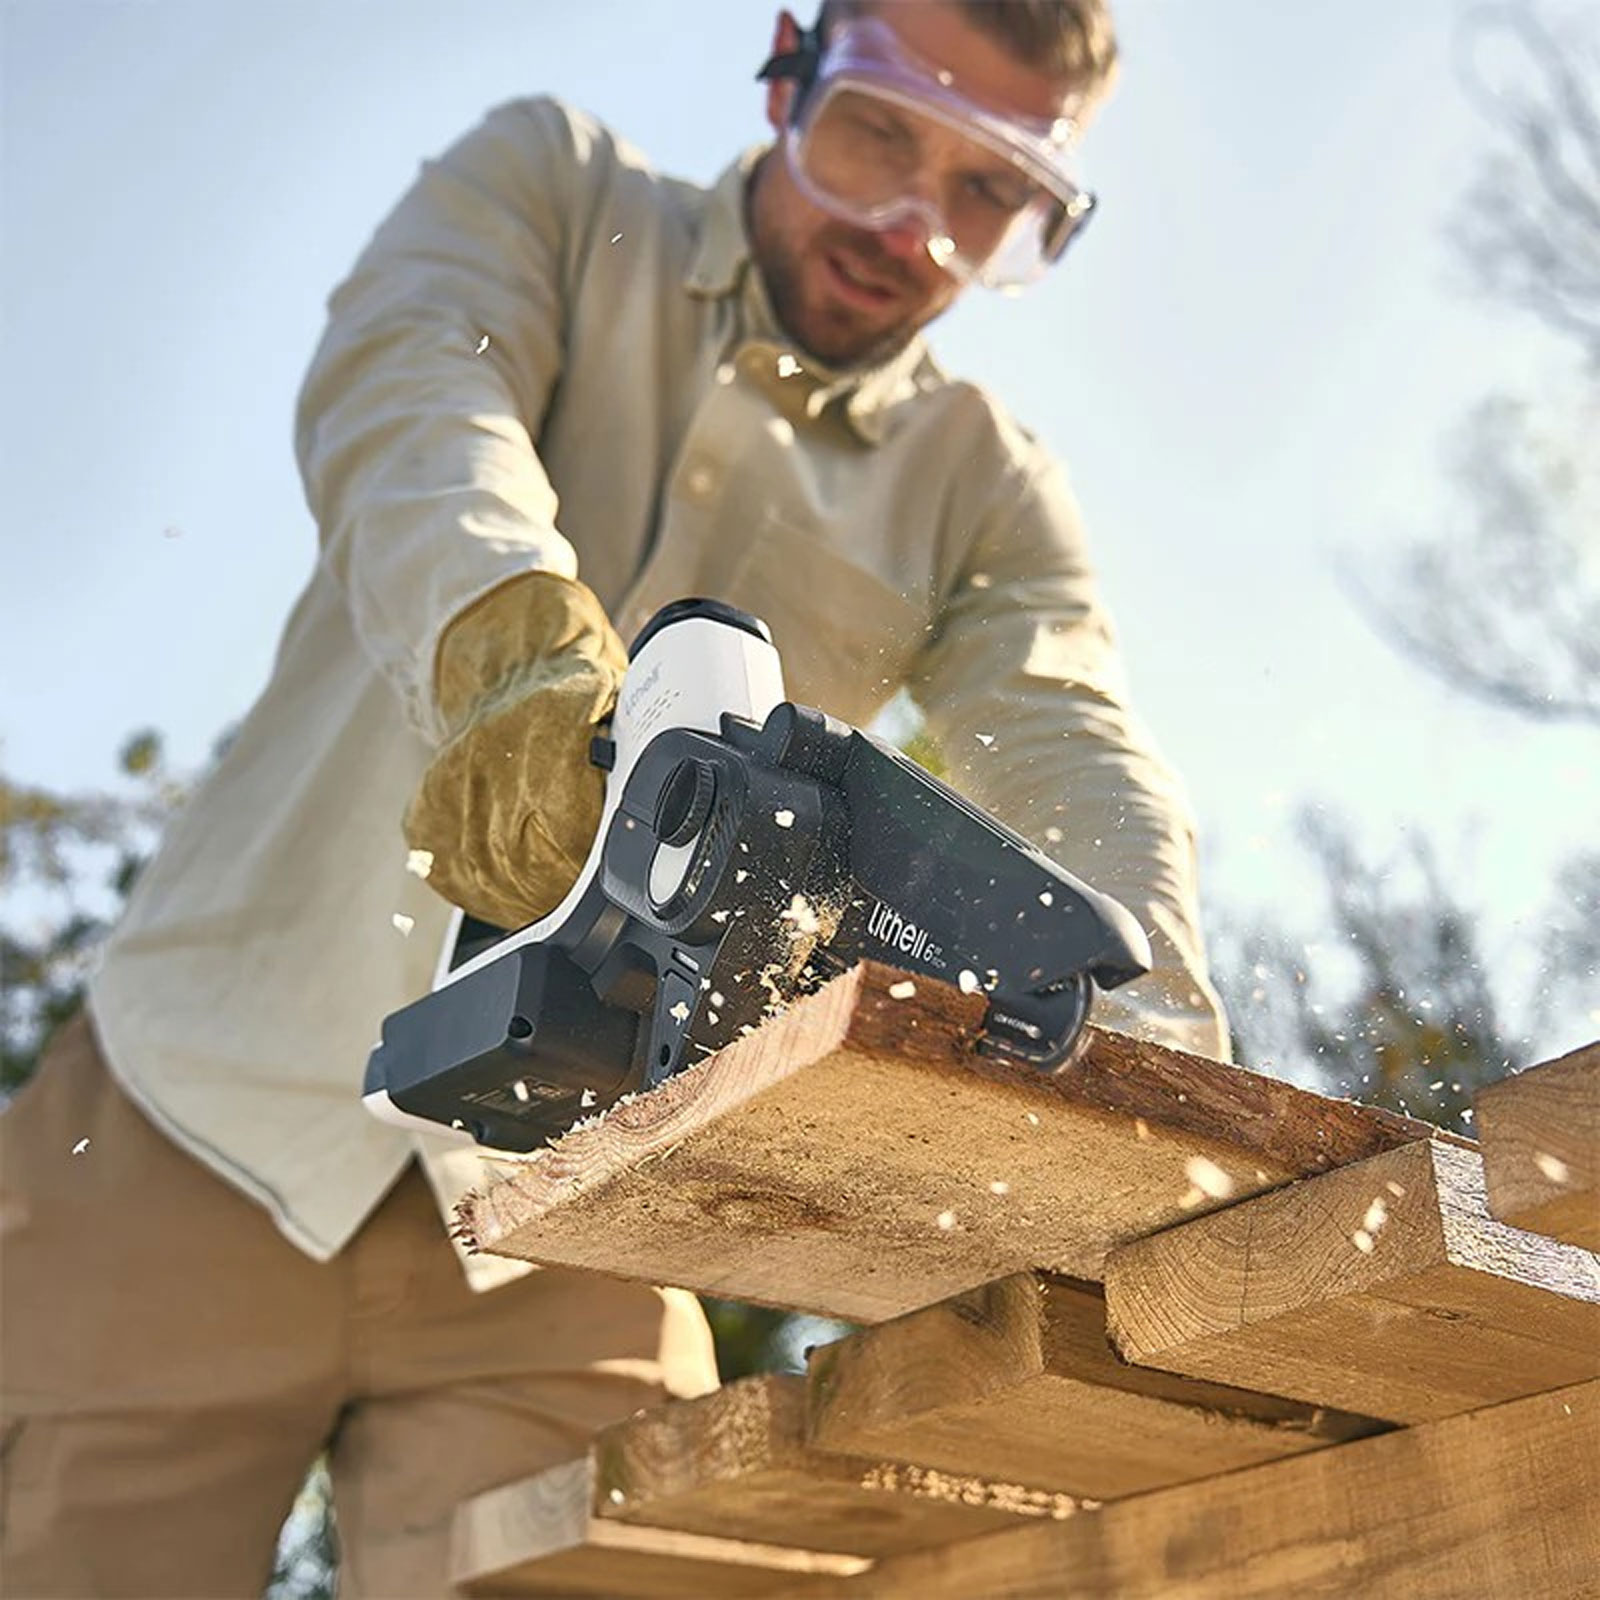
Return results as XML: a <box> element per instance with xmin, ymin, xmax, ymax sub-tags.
<box><xmin>755</xmin><ymin>15</ymin><xmax>825</xmax><ymax>118</ymax></box>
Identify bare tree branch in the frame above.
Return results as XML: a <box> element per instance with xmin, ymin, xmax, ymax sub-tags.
<box><xmin>1346</xmin><ymin>394</ymin><xmax>1600</xmax><ymax>726</ymax></box>
<box><xmin>1214</xmin><ymin>810</ymin><xmax>1520</xmax><ymax>1132</ymax></box>
<box><xmin>1531</xmin><ymin>849</ymin><xmax>1600</xmax><ymax>1036</ymax></box>
<box><xmin>1452</xmin><ymin>3</ymin><xmax>1600</xmax><ymax>361</ymax></box>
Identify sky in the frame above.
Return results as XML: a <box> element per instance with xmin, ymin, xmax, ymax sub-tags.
<box><xmin>3</xmin><ymin>0</ymin><xmax>1596</xmax><ymax>1063</ymax></box>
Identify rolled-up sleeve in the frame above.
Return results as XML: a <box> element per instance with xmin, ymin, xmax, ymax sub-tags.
<box><xmin>908</xmin><ymin>447</ymin><xmax>1231</xmax><ymax>1061</ymax></box>
<box><xmin>295</xmin><ymin>97</ymin><xmax>593</xmax><ymax>744</ymax></box>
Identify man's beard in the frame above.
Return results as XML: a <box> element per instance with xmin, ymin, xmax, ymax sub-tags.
<box><xmin>759</xmin><ymin>222</ymin><xmax>927</xmax><ymax>372</ymax></box>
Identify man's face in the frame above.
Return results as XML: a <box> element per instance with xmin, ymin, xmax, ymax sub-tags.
<box><xmin>748</xmin><ymin>1</ymin><xmax>1086</xmax><ymax>369</ymax></box>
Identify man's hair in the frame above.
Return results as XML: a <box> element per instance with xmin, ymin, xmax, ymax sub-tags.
<box><xmin>819</xmin><ymin>1</ymin><xmax>1120</xmax><ymax>101</ymax></box>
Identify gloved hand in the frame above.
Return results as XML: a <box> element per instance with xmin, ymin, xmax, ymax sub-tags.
<box><xmin>405</xmin><ymin>571</ymin><xmax>628</xmax><ymax>930</ymax></box>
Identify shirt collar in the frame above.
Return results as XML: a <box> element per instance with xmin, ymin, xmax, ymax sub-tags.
<box><xmin>685</xmin><ymin>147</ymin><xmax>937</xmax><ymax>446</ymax></box>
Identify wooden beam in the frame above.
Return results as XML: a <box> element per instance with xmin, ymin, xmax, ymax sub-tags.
<box><xmin>805</xmin><ymin>1273</ymin><xmax>1383</xmax><ymax>1498</ymax></box>
<box><xmin>590</xmin><ymin>1373</ymin><xmax>1081</xmax><ymax>1555</ymax></box>
<box><xmin>453</xmin><ymin>1374</ymin><xmax>1091</xmax><ymax>1594</ymax></box>
<box><xmin>457</xmin><ymin>962</ymin><xmax>1443</xmax><ymax>1322</ymax></box>
<box><xmin>451</xmin><ymin>1459</ymin><xmax>870</xmax><ymax>1596</ymax></box>
<box><xmin>1105</xmin><ymin>1138</ymin><xmax>1600</xmax><ymax>1422</ymax></box>
<box><xmin>1477</xmin><ymin>1041</ymin><xmax>1598</xmax><ymax>1249</ymax></box>
<box><xmin>768</xmin><ymin>1382</ymin><xmax>1600</xmax><ymax>1600</ymax></box>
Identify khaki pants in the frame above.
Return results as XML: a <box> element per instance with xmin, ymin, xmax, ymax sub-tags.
<box><xmin>0</xmin><ymin>1014</ymin><xmax>718</xmax><ymax>1598</ymax></box>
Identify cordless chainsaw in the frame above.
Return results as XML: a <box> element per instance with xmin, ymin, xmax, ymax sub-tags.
<box><xmin>363</xmin><ymin>599</ymin><xmax>1151</xmax><ymax>1153</ymax></box>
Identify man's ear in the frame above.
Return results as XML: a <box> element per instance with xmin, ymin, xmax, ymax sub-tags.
<box><xmin>764</xmin><ymin>10</ymin><xmax>803</xmax><ymax>133</ymax></box>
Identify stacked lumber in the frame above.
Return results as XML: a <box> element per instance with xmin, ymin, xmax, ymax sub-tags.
<box><xmin>787</xmin><ymin>1384</ymin><xmax>1598</xmax><ymax>1600</ymax></box>
<box><xmin>1476</xmin><ymin>1041</ymin><xmax>1598</xmax><ymax>1249</ymax></box>
<box><xmin>449</xmin><ymin>964</ymin><xmax>1600</xmax><ymax>1598</ymax></box>
<box><xmin>1104</xmin><ymin>1136</ymin><xmax>1599</xmax><ymax>1421</ymax></box>
<box><xmin>803</xmin><ymin>1275</ymin><xmax>1382</xmax><ymax>1496</ymax></box>
<box><xmin>453</xmin><ymin>1373</ymin><xmax>1084</xmax><ymax>1597</ymax></box>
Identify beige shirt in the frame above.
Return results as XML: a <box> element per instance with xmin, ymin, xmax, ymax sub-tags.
<box><xmin>89</xmin><ymin>97</ymin><xmax>1229</xmax><ymax>1284</ymax></box>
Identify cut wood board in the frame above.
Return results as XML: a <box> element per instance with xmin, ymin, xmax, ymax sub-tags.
<box><xmin>590</xmin><ymin>1373</ymin><xmax>1080</xmax><ymax>1555</ymax></box>
<box><xmin>457</xmin><ymin>962</ymin><xmax>1445</xmax><ymax>1322</ymax></box>
<box><xmin>1105</xmin><ymin>1137</ymin><xmax>1600</xmax><ymax>1423</ymax></box>
<box><xmin>805</xmin><ymin>1273</ymin><xmax>1384</xmax><ymax>1497</ymax></box>
<box><xmin>1476</xmin><ymin>1041</ymin><xmax>1598</xmax><ymax>1249</ymax></box>
<box><xmin>453</xmin><ymin>1374</ymin><xmax>1087</xmax><ymax>1595</ymax></box>
<box><xmin>765</xmin><ymin>1382</ymin><xmax>1600</xmax><ymax>1600</ymax></box>
<box><xmin>451</xmin><ymin>1459</ymin><xmax>869</xmax><ymax>1597</ymax></box>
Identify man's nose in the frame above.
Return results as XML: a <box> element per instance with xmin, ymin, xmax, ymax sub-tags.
<box><xmin>872</xmin><ymin>186</ymin><xmax>955</xmax><ymax>269</ymax></box>
<box><xmin>874</xmin><ymin>214</ymin><xmax>937</xmax><ymax>262</ymax></box>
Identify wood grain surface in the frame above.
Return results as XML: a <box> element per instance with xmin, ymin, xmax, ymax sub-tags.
<box><xmin>764</xmin><ymin>1382</ymin><xmax>1600</xmax><ymax>1600</ymax></box>
<box><xmin>1105</xmin><ymin>1138</ymin><xmax>1600</xmax><ymax>1422</ymax></box>
<box><xmin>1476</xmin><ymin>1041</ymin><xmax>1598</xmax><ymax>1249</ymax></box>
<box><xmin>805</xmin><ymin>1272</ymin><xmax>1384</xmax><ymax>1497</ymax></box>
<box><xmin>457</xmin><ymin>962</ymin><xmax>1448</xmax><ymax>1321</ymax></box>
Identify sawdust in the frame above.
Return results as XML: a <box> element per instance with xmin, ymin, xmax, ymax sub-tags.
<box><xmin>858</xmin><ymin>1462</ymin><xmax>1090</xmax><ymax>1520</ymax></box>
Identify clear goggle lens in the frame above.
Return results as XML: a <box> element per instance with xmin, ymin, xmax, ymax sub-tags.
<box><xmin>787</xmin><ymin>83</ymin><xmax>1093</xmax><ymax>290</ymax></box>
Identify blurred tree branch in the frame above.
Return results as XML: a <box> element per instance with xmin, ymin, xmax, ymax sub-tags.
<box><xmin>1348</xmin><ymin>391</ymin><xmax>1600</xmax><ymax>725</ymax></box>
<box><xmin>1531</xmin><ymin>848</ymin><xmax>1600</xmax><ymax>1036</ymax></box>
<box><xmin>1349</xmin><ymin>2</ymin><xmax>1600</xmax><ymax>724</ymax></box>
<box><xmin>1216</xmin><ymin>810</ymin><xmax>1518</xmax><ymax>1134</ymax></box>
<box><xmin>1452</xmin><ymin>2</ymin><xmax>1600</xmax><ymax>360</ymax></box>
<box><xmin>1224</xmin><ymin>9</ymin><xmax>1600</xmax><ymax>1107</ymax></box>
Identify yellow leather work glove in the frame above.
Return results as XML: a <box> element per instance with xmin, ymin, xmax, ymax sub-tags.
<box><xmin>404</xmin><ymin>571</ymin><xmax>628</xmax><ymax>930</ymax></box>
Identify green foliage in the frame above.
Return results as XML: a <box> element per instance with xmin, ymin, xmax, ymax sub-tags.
<box><xmin>701</xmin><ymin>1298</ymin><xmax>798</xmax><ymax>1379</ymax></box>
<box><xmin>119</xmin><ymin>729</ymin><xmax>164</xmax><ymax>778</ymax></box>
<box><xmin>0</xmin><ymin>733</ymin><xmax>182</xmax><ymax>1094</ymax></box>
<box><xmin>700</xmin><ymin>1298</ymin><xmax>855</xmax><ymax>1381</ymax></box>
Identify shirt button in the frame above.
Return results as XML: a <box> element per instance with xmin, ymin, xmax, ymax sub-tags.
<box><xmin>685</xmin><ymin>464</ymin><xmax>717</xmax><ymax>500</ymax></box>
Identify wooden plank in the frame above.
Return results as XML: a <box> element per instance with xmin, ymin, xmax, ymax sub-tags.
<box><xmin>452</xmin><ymin>1459</ymin><xmax>870</xmax><ymax>1596</ymax></box>
<box><xmin>766</xmin><ymin>1382</ymin><xmax>1600</xmax><ymax>1600</ymax></box>
<box><xmin>1477</xmin><ymin>1041</ymin><xmax>1599</xmax><ymax>1248</ymax></box>
<box><xmin>805</xmin><ymin>1273</ymin><xmax>1384</xmax><ymax>1498</ymax></box>
<box><xmin>1105</xmin><ymin>1138</ymin><xmax>1600</xmax><ymax>1422</ymax></box>
<box><xmin>591</xmin><ymin>1374</ymin><xmax>1081</xmax><ymax>1555</ymax></box>
<box><xmin>453</xmin><ymin>1374</ymin><xmax>1088</xmax><ymax>1595</ymax></box>
<box><xmin>457</xmin><ymin>962</ymin><xmax>1444</xmax><ymax>1322</ymax></box>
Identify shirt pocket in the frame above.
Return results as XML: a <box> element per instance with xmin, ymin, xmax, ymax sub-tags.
<box><xmin>711</xmin><ymin>508</ymin><xmax>928</xmax><ymax>728</ymax></box>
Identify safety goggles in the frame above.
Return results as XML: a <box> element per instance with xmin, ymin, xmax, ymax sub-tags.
<box><xmin>759</xmin><ymin>15</ymin><xmax>1096</xmax><ymax>290</ymax></box>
